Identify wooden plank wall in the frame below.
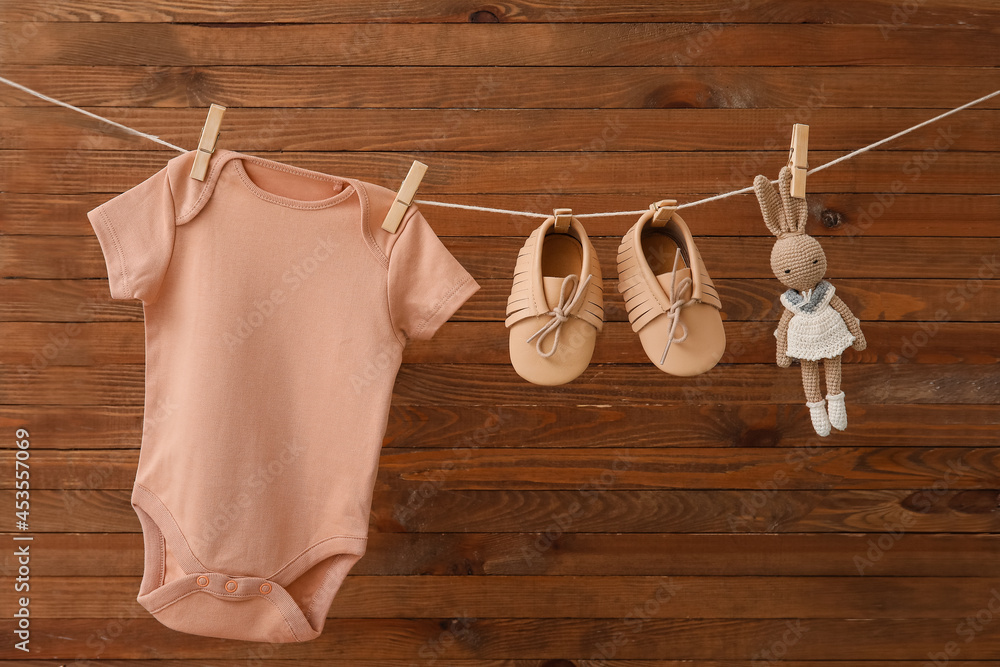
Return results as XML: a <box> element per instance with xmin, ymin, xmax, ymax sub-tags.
<box><xmin>1</xmin><ymin>1</ymin><xmax>999</xmax><ymax>664</ymax></box>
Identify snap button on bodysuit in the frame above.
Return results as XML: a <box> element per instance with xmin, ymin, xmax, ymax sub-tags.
<box><xmin>259</xmin><ymin>582</ymin><xmax>272</xmax><ymax>594</ymax></box>
<box><xmin>225</xmin><ymin>580</ymin><xmax>238</xmax><ymax>592</ymax></box>
<box><xmin>196</xmin><ymin>576</ymin><xmax>209</xmax><ymax>587</ymax></box>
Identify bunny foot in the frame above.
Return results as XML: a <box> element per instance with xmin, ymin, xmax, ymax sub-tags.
<box><xmin>806</xmin><ymin>399</ymin><xmax>831</xmax><ymax>437</ymax></box>
<box><xmin>826</xmin><ymin>391</ymin><xmax>848</xmax><ymax>431</ymax></box>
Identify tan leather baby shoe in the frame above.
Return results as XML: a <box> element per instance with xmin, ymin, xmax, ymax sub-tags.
<box><xmin>506</xmin><ymin>209</ymin><xmax>604</xmax><ymax>386</ymax></box>
<box><xmin>617</xmin><ymin>200</ymin><xmax>725</xmax><ymax>376</ymax></box>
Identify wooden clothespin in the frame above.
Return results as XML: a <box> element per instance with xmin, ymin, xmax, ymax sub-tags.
<box><xmin>553</xmin><ymin>208</ymin><xmax>573</xmax><ymax>232</ymax></box>
<box><xmin>649</xmin><ymin>199</ymin><xmax>678</xmax><ymax>227</ymax></box>
<box><xmin>788</xmin><ymin>123</ymin><xmax>809</xmax><ymax>199</ymax></box>
<box><xmin>381</xmin><ymin>161</ymin><xmax>428</xmax><ymax>233</ymax></box>
<box><xmin>189</xmin><ymin>104</ymin><xmax>226</xmax><ymax>181</ymax></box>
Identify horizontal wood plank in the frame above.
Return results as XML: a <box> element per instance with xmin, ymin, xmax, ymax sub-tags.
<box><xmin>3</xmin><ymin>403</ymin><xmax>997</xmax><ymax>450</ymax></box>
<box><xmin>5</xmin><ymin>447</ymin><xmax>996</xmax><ymax>490</ymax></box>
<box><xmin>4</xmin><ymin>235</ymin><xmax>999</xmax><ymax>279</ymax></box>
<box><xmin>0</xmin><ymin>662</ymin><xmax>982</xmax><ymax>667</ymax></box>
<box><xmin>3</xmin><ymin>65</ymin><xmax>998</xmax><ymax>110</ymax></box>
<box><xmin>3</xmin><ymin>278</ymin><xmax>996</xmax><ymax>323</ymax></box>
<box><xmin>2</xmin><ymin>617</ymin><xmax>1000</xmax><ymax>660</ymax></box>
<box><xmin>3</xmin><ymin>192</ymin><xmax>1000</xmax><ymax>238</ymax></box>
<box><xmin>5</xmin><ymin>150</ymin><xmax>999</xmax><ymax>194</ymax></box>
<box><xmin>6</xmin><ymin>0</ymin><xmax>1000</xmax><ymax>24</ymax></box>
<box><xmin>3</xmin><ymin>575</ymin><xmax>996</xmax><ymax>619</ymax></box>
<box><xmin>3</xmin><ymin>107</ymin><xmax>998</xmax><ymax>152</ymax></box>
<box><xmin>1</xmin><ymin>664</ymin><xmax>997</xmax><ymax>667</ymax></box>
<box><xmin>5</xmin><ymin>321</ymin><xmax>999</xmax><ymax>366</ymax></box>
<box><xmin>3</xmin><ymin>532</ymin><xmax>997</xmax><ymax>577</ymax></box>
<box><xmin>2</xmin><ymin>363</ymin><xmax>998</xmax><ymax>405</ymax></box>
<box><xmin>2</xmin><ymin>24</ymin><xmax>998</xmax><ymax>67</ymax></box>
<box><xmin>7</xmin><ymin>488</ymin><xmax>998</xmax><ymax>533</ymax></box>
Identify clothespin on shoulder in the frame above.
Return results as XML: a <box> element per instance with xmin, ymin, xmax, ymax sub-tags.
<box><xmin>189</xmin><ymin>104</ymin><xmax>226</xmax><ymax>181</ymax></box>
<box><xmin>649</xmin><ymin>199</ymin><xmax>678</xmax><ymax>227</ymax></box>
<box><xmin>381</xmin><ymin>161</ymin><xmax>428</xmax><ymax>233</ymax></box>
<box><xmin>788</xmin><ymin>123</ymin><xmax>809</xmax><ymax>199</ymax></box>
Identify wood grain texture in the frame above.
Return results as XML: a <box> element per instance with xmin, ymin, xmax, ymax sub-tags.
<box><xmin>3</xmin><ymin>363</ymin><xmax>998</xmax><ymax>406</ymax></box>
<box><xmin>1</xmin><ymin>664</ymin><xmax>999</xmax><ymax>667</ymax></box>
<box><xmin>2</xmin><ymin>23</ymin><xmax>998</xmax><ymax>67</ymax></box>
<box><xmin>4</xmin><ymin>575</ymin><xmax>998</xmax><ymax>618</ymax></box>
<box><xmin>1</xmin><ymin>2</ymin><xmax>997</xmax><ymax>663</ymax></box>
<box><xmin>3</xmin><ymin>65</ymin><xmax>999</xmax><ymax>109</ymax></box>
<box><xmin>4</xmin><ymin>446</ymin><xmax>997</xmax><ymax>490</ymax></box>
<box><xmin>5</xmin><ymin>0</ymin><xmax>1000</xmax><ymax>24</ymax></box>
<box><xmin>4</xmin><ymin>320</ymin><xmax>999</xmax><ymax>366</ymax></box>
<box><xmin>2</xmin><ymin>618</ymin><xmax>1000</xmax><ymax>660</ymax></box>
<box><xmin>3</xmin><ymin>403</ymin><xmax>998</xmax><ymax>449</ymax></box>
<box><xmin>3</xmin><ymin>107</ymin><xmax>999</xmax><ymax>152</ymax></box>
<box><xmin>5</xmin><ymin>149</ymin><xmax>1000</xmax><ymax>195</ymax></box>
<box><xmin>5</xmin><ymin>234</ymin><xmax>1000</xmax><ymax>279</ymax></box>
<box><xmin>3</xmin><ymin>278</ymin><xmax>998</xmax><ymax>322</ymax></box>
<box><xmin>3</xmin><ymin>532</ymin><xmax>998</xmax><ymax>576</ymax></box>
<box><xmin>3</xmin><ymin>192</ymin><xmax>1000</xmax><ymax>237</ymax></box>
<box><xmin>4</xmin><ymin>488</ymin><xmax>998</xmax><ymax>533</ymax></box>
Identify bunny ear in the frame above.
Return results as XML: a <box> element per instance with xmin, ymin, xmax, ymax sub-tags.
<box><xmin>777</xmin><ymin>166</ymin><xmax>809</xmax><ymax>234</ymax></box>
<box><xmin>753</xmin><ymin>174</ymin><xmax>786</xmax><ymax>237</ymax></box>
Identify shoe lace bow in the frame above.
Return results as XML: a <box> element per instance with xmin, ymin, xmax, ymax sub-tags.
<box><xmin>526</xmin><ymin>273</ymin><xmax>594</xmax><ymax>358</ymax></box>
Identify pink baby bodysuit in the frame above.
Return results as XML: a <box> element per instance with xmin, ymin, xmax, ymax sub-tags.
<box><xmin>87</xmin><ymin>149</ymin><xmax>479</xmax><ymax>642</ymax></box>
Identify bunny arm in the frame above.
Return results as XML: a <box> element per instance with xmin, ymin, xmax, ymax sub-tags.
<box><xmin>829</xmin><ymin>294</ymin><xmax>867</xmax><ymax>351</ymax></box>
<box><xmin>775</xmin><ymin>308</ymin><xmax>794</xmax><ymax>367</ymax></box>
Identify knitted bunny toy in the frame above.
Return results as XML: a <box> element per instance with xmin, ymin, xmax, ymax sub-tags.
<box><xmin>753</xmin><ymin>166</ymin><xmax>867</xmax><ymax>436</ymax></box>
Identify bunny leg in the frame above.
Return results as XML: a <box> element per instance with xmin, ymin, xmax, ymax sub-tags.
<box><xmin>801</xmin><ymin>359</ymin><xmax>831</xmax><ymax>437</ymax></box>
<box><xmin>801</xmin><ymin>359</ymin><xmax>822</xmax><ymax>402</ymax></box>
<box><xmin>824</xmin><ymin>355</ymin><xmax>842</xmax><ymax>395</ymax></box>
<box><xmin>824</xmin><ymin>356</ymin><xmax>848</xmax><ymax>431</ymax></box>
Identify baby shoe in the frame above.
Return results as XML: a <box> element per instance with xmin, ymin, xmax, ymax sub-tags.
<box><xmin>506</xmin><ymin>209</ymin><xmax>604</xmax><ymax>386</ymax></box>
<box><xmin>807</xmin><ymin>398</ymin><xmax>832</xmax><ymax>437</ymax></box>
<box><xmin>616</xmin><ymin>200</ymin><xmax>725</xmax><ymax>376</ymax></box>
<box><xmin>826</xmin><ymin>391</ymin><xmax>848</xmax><ymax>431</ymax></box>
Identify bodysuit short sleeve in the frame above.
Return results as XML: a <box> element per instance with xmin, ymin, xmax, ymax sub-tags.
<box><xmin>87</xmin><ymin>165</ymin><xmax>176</xmax><ymax>302</ymax></box>
<box><xmin>387</xmin><ymin>206</ymin><xmax>480</xmax><ymax>344</ymax></box>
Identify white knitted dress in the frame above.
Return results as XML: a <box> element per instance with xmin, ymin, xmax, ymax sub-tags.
<box><xmin>778</xmin><ymin>280</ymin><xmax>855</xmax><ymax>361</ymax></box>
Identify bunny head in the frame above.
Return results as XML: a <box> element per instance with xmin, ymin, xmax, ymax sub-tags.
<box><xmin>753</xmin><ymin>166</ymin><xmax>827</xmax><ymax>291</ymax></box>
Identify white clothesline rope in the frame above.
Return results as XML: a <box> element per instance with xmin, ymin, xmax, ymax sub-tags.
<box><xmin>2</xmin><ymin>75</ymin><xmax>997</xmax><ymax>219</ymax></box>
<box><xmin>0</xmin><ymin>75</ymin><xmax>187</xmax><ymax>153</ymax></box>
